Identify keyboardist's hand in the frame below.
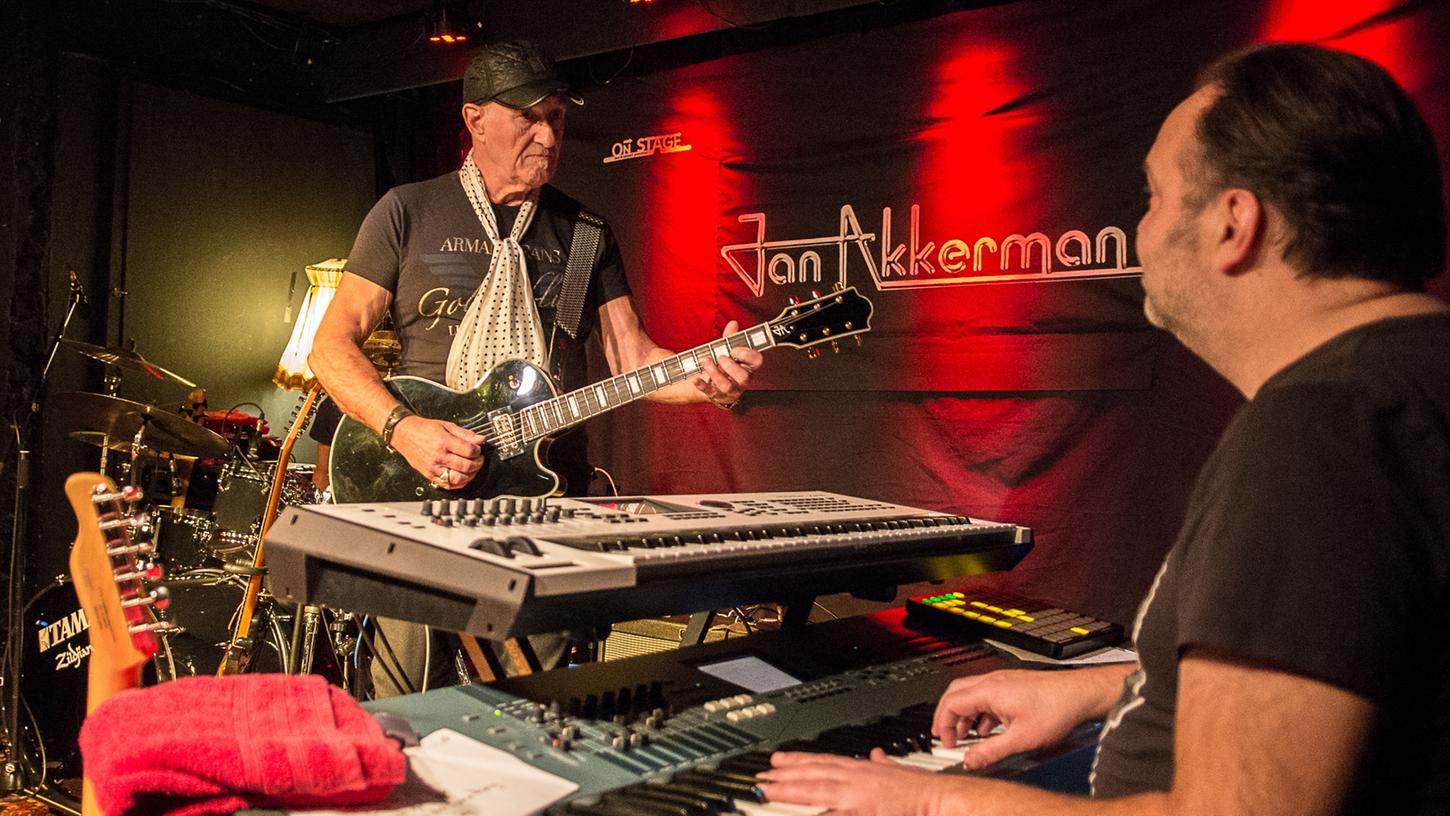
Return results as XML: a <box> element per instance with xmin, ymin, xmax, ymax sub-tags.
<box><xmin>934</xmin><ymin>665</ymin><xmax>1134</xmax><ymax>770</ymax></box>
<box><xmin>758</xmin><ymin>749</ymin><xmax>942</xmax><ymax>816</ymax></box>
<box><xmin>390</xmin><ymin>415</ymin><xmax>486</xmax><ymax>490</ymax></box>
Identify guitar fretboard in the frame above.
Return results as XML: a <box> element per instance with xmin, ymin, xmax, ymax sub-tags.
<box><xmin>513</xmin><ymin>324</ymin><xmax>776</xmax><ymax>442</ymax></box>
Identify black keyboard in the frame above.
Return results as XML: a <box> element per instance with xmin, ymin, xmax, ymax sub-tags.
<box><xmin>905</xmin><ymin>591</ymin><xmax>1123</xmax><ymax>659</ymax></box>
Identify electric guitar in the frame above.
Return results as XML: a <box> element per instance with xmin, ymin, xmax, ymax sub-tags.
<box><xmin>329</xmin><ymin>286</ymin><xmax>874</xmax><ymax>503</ymax></box>
<box><xmin>66</xmin><ymin>472</ymin><xmax>172</xmax><ymax>816</ymax></box>
<box><xmin>217</xmin><ymin>385</ymin><xmax>323</xmax><ymax>676</ymax></box>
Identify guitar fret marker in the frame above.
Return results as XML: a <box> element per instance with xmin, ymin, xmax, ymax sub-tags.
<box><xmin>567</xmin><ymin>396</ymin><xmax>579</xmax><ymax>418</ymax></box>
<box><xmin>626</xmin><ymin>374</ymin><xmax>642</xmax><ymax>394</ymax></box>
<box><xmin>652</xmin><ymin>364</ymin><xmax>668</xmax><ymax>385</ymax></box>
<box><xmin>750</xmin><ymin>329</ymin><xmax>768</xmax><ymax>347</ymax></box>
<box><xmin>682</xmin><ymin>357</ymin><xmax>698</xmax><ymax>372</ymax></box>
<box><xmin>595</xmin><ymin>385</ymin><xmax>608</xmax><ymax>406</ymax></box>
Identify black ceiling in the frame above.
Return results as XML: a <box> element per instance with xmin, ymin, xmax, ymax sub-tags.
<box><xmin>240</xmin><ymin>0</ymin><xmax>438</xmax><ymax>29</ymax></box>
<box><xmin>53</xmin><ymin>1</ymin><xmax>1003</xmax><ymax>111</ymax></box>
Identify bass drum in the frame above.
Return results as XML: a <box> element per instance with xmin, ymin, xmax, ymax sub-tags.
<box><xmin>19</xmin><ymin>581</ymin><xmax>90</xmax><ymax>780</ymax></box>
<box><xmin>151</xmin><ymin>569</ymin><xmax>290</xmax><ymax>681</ymax></box>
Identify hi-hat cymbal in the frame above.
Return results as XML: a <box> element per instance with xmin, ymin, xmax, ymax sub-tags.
<box><xmin>54</xmin><ymin>392</ymin><xmax>228</xmax><ymax>458</ymax></box>
<box><xmin>61</xmin><ymin>339</ymin><xmax>197</xmax><ymax>387</ymax></box>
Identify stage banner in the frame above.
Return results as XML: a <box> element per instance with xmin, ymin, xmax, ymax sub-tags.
<box><xmin>550</xmin><ymin>0</ymin><xmax>1450</xmax><ymax>622</ymax></box>
<box><xmin>556</xmin><ymin>0</ymin><xmax>1450</xmax><ymax>392</ymax></box>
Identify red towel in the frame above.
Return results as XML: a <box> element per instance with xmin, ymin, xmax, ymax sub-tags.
<box><xmin>79</xmin><ymin>674</ymin><xmax>407</xmax><ymax>816</ymax></box>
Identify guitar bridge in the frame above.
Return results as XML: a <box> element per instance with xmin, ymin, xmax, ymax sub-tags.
<box><xmin>488</xmin><ymin>410</ymin><xmax>525</xmax><ymax>459</ymax></box>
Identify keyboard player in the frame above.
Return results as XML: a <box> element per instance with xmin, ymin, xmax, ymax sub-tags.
<box><xmin>758</xmin><ymin>43</ymin><xmax>1450</xmax><ymax>816</ymax></box>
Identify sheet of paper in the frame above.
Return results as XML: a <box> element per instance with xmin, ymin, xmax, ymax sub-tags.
<box><xmin>292</xmin><ymin>728</ymin><xmax>578</xmax><ymax>816</ymax></box>
<box><xmin>985</xmin><ymin>639</ymin><xmax>1139</xmax><ymax>666</ymax></box>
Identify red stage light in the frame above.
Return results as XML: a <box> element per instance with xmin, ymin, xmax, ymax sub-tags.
<box><xmin>1256</xmin><ymin>0</ymin><xmax>1414</xmax><ymax>87</ymax></box>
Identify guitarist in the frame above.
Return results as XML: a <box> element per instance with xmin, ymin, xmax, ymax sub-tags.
<box><xmin>309</xmin><ymin>40</ymin><xmax>763</xmax><ymax>694</ymax></box>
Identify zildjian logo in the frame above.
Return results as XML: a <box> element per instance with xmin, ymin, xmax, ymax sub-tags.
<box><xmin>720</xmin><ymin>204</ymin><xmax>1141</xmax><ymax>297</ymax></box>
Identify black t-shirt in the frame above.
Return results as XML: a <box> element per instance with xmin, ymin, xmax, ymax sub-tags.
<box><xmin>1091</xmin><ymin>313</ymin><xmax>1450</xmax><ymax>813</ymax></box>
<box><xmin>342</xmin><ymin>172</ymin><xmax>633</xmax><ymax>488</ymax></box>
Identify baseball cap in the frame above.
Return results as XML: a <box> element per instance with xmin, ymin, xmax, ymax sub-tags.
<box><xmin>462</xmin><ymin>40</ymin><xmax>583</xmax><ymax>109</ymax></box>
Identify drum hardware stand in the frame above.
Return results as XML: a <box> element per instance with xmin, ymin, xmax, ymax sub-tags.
<box><xmin>289</xmin><ymin>604</ymin><xmax>324</xmax><ymax>675</ymax></box>
<box><xmin>1</xmin><ymin>272</ymin><xmax>87</xmax><ymax>793</ymax></box>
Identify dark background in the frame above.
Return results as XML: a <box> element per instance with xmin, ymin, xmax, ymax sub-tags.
<box><xmin>3</xmin><ymin>0</ymin><xmax>1448</xmax><ymax>636</ymax></box>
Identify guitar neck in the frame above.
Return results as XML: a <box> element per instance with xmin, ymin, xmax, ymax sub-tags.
<box><xmin>513</xmin><ymin>323</ymin><xmax>777</xmax><ymax>443</ymax></box>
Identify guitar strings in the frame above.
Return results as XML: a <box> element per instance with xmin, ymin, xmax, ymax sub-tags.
<box><xmin>452</xmin><ymin>328</ymin><xmax>765</xmax><ymax>456</ymax></box>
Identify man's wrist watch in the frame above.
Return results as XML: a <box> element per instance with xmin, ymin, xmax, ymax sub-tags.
<box><xmin>380</xmin><ymin>405</ymin><xmax>415</xmax><ymax>450</ymax></box>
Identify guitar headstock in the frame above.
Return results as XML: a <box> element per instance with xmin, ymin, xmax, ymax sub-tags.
<box><xmin>767</xmin><ymin>286</ymin><xmax>874</xmax><ymax>352</ymax></box>
<box><xmin>65</xmin><ymin>473</ymin><xmax>168</xmax><ymax>674</ymax></box>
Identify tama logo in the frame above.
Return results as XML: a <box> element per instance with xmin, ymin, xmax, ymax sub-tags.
<box><xmin>38</xmin><ymin>608</ymin><xmax>89</xmax><ymax>654</ymax></box>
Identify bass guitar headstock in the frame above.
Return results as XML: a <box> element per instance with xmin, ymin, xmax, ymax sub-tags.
<box><xmin>65</xmin><ymin>473</ymin><xmax>171</xmax><ymax>678</ymax></box>
<box><xmin>767</xmin><ymin>285</ymin><xmax>874</xmax><ymax>355</ymax></box>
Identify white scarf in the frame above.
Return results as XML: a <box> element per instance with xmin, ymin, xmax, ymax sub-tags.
<box><xmin>445</xmin><ymin>155</ymin><xmax>548</xmax><ymax>390</ymax></box>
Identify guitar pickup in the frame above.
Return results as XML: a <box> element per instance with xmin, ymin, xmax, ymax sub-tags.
<box><xmin>487</xmin><ymin>410</ymin><xmax>525</xmax><ymax>459</ymax></box>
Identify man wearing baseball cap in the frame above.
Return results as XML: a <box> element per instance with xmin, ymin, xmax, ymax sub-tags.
<box><xmin>310</xmin><ymin>40</ymin><xmax>764</xmax><ymax>693</ymax></box>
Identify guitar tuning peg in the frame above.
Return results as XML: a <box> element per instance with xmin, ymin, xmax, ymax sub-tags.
<box><xmin>122</xmin><ymin>585</ymin><xmax>170</xmax><ymax>611</ymax></box>
<box><xmin>810</xmin><ymin>289</ymin><xmax>821</xmax><ymax>299</ymax></box>
<box><xmin>808</xmin><ymin>348</ymin><xmax>822</xmax><ymax>360</ymax></box>
<box><xmin>786</xmin><ymin>296</ymin><xmax>799</xmax><ymax>305</ymax></box>
<box><xmin>830</xmin><ymin>340</ymin><xmax>841</xmax><ymax>354</ymax></box>
<box><xmin>130</xmin><ymin>620</ymin><xmax>177</xmax><ymax>635</ymax></box>
<box><xmin>114</xmin><ymin>562</ymin><xmax>164</xmax><ymax>584</ymax></box>
<box><xmin>108</xmin><ymin>540</ymin><xmax>156</xmax><ymax>557</ymax></box>
<box><xmin>854</xmin><ymin>335</ymin><xmax>863</xmax><ymax>347</ymax></box>
<box><xmin>832</xmin><ymin>282</ymin><xmax>845</xmax><ymax>292</ymax></box>
<box><xmin>92</xmin><ymin>485</ymin><xmax>145</xmax><ymax>505</ymax></box>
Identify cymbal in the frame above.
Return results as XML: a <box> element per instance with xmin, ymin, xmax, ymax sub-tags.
<box><xmin>54</xmin><ymin>392</ymin><xmax>229</xmax><ymax>458</ymax></box>
<box><xmin>61</xmin><ymin>339</ymin><xmax>197</xmax><ymax>387</ymax></box>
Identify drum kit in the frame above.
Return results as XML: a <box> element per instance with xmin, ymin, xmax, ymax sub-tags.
<box><xmin>21</xmin><ymin>339</ymin><xmax>355</xmax><ymax>781</ymax></box>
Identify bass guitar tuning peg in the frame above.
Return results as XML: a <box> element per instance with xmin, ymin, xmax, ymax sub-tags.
<box><xmin>91</xmin><ymin>485</ymin><xmax>145</xmax><ymax>505</ymax></box>
<box><xmin>121</xmin><ymin>585</ymin><xmax>171</xmax><ymax>611</ymax></box>
<box><xmin>114</xmin><ymin>562</ymin><xmax>164</xmax><ymax>583</ymax></box>
<box><xmin>107</xmin><ymin>540</ymin><xmax>156</xmax><ymax>557</ymax></box>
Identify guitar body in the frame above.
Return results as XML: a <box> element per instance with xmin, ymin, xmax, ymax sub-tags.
<box><xmin>329</xmin><ymin>361</ymin><xmax>562</xmax><ymax>503</ymax></box>
<box><xmin>327</xmin><ymin>288</ymin><xmax>877</xmax><ymax>505</ymax></box>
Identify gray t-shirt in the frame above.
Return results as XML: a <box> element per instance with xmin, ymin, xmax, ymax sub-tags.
<box><xmin>344</xmin><ymin>172</ymin><xmax>632</xmax><ymax>489</ymax></box>
<box><xmin>346</xmin><ymin>172</ymin><xmax>631</xmax><ymax>383</ymax></box>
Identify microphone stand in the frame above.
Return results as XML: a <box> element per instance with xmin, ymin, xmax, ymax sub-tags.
<box><xmin>2</xmin><ymin>270</ymin><xmax>87</xmax><ymax>792</ymax></box>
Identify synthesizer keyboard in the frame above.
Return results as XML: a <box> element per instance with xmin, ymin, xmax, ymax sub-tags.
<box><xmin>264</xmin><ymin>491</ymin><xmax>1032</xmax><ymax>638</ymax></box>
<box><xmin>367</xmin><ymin>607</ymin><xmax>1098</xmax><ymax>811</ymax></box>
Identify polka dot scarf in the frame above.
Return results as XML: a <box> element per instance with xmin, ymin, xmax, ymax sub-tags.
<box><xmin>445</xmin><ymin>154</ymin><xmax>548</xmax><ymax>390</ymax></box>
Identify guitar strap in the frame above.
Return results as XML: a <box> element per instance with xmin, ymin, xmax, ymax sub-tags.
<box><xmin>554</xmin><ymin>210</ymin><xmax>605</xmax><ymax>341</ymax></box>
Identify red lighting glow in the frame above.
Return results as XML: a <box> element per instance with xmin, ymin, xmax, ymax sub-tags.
<box><xmin>1256</xmin><ymin>0</ymin><xmax>1416</xmax><ymax>88</ymax></box>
